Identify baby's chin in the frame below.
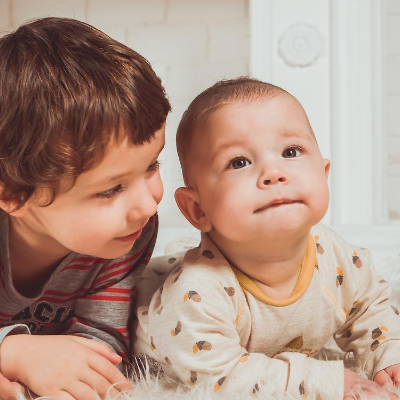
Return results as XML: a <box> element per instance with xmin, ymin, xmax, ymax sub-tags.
<box><xmin>259</xmin><ymin>221</ymin><xmax>312</xmax><ymax>239</ymax></box>
<box><xmin>255</xmin><ymin>215</ymin><xmax>319</xmax><ymax>239</ymax></box>
<box><xmin>260</xmin><ymin>200</ymin><xmax>326</xmax><ymax>227</ymax></box>
<box><xmin>212</xmin><ymin>221</ymin><xmax>313</xmax><ymax>248</ymax></box>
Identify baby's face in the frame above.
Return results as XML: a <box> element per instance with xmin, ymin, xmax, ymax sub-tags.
<box><xmin>191</xmin><ymin>95</ymin><xmax>330</xmax><ymax>243</ymax></box>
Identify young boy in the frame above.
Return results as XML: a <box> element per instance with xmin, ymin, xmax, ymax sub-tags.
<box><xmin>135</xmin><ymin>78</ymin><xmax>400</xmax><ymax>399</ymax></box>
<box><xmin>0</xmin><ymin>17</ymin><xmax>170</xmax><ymax>400</ymax></box>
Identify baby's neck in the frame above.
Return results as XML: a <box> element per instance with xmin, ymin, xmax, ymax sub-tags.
<box><xmin>209</xmin><ymin>229</ymin><xmax>310</xmax><ymax>294</ymax></box>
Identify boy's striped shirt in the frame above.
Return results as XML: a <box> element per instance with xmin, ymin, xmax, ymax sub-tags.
<box><xmin>0</xmin><ymin>213</ymin><xmax>158</xmax><ymax>366</ymax></box>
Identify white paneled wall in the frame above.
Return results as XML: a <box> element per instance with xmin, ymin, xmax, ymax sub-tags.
<box><xmin>0</xmin><ymin>0</ymin><xmax>250</xmax><ymax>232</ymax></box>
<box><xmin>386</xmin><ymin>1</ymin><xmax>400</xmax><ymax>220</ymax></box>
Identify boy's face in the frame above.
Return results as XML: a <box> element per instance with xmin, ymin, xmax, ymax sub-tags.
<box><xmin>13</xmin><ymin>127</ymin><xmax>165</xmax><ymax>259</ymax></box>
<box><xmin>190</xmin><ymin>95</ymin><xmax>330</xmax><ymax>244</ymax></box>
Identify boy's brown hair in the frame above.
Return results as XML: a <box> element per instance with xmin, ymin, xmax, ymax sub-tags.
<box><xmin>0</xmin><ymin>17</ymin><xmax>171</xmax><ymax>210</ymax></box>
<box><xmin>176</xmin><ymin>77</ymin><xmax>287</xmax><ymax>186</ymax></box>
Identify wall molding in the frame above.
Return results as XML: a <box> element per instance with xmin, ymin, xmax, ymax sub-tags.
<box><xmin>249</xmin><ymin>0</ymin><xmax>272</xmax><ymax>82</ymax></box>
<box><xmin>278</xmin><ymin>23</ymin><xmax>324</xmax><ymax>68</ymax></box>
<box><xmin>330</xmin><ymin>0</ymin><xmax>380</xmax><ymax>226</ymax></box>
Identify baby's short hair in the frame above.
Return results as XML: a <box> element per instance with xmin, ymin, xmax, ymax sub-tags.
<box><xmin>176</xmin><ymin>77</ymin><xmax>287</xmax><ymax>186</ymax></box>
<box><xmin>0</xmin><ymin>17</ymin><xmax>171</xmax><ymax>210</ymax></box>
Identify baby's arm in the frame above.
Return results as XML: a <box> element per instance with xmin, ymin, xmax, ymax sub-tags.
<box><xmin>146</xmin><ymin>265</ymin><xmax>344</xmax><ymax>398</ymax></box>
<box><xmin>375</xmin><ymin>364</ymin><xmax>400</xmax><ymax>387</ymax></box>
<box><xmin>345</xmin><ymin>368</ymin><xmax>398</xmax><ymax>400</ymax></box>
<box><xmin>334</xmin><ymin>249</ymin><xmax>400</xmax><ymax>380</ymax></box>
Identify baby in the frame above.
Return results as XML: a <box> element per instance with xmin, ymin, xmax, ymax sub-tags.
<box><xmin>135</xmin><ymin>78</ymin><xmax>400</xmax><ymax>399</ymax></box>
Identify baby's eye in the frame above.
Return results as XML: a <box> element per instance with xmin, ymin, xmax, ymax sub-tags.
<box><xmin>96</xmin><ymin>184</ymin><xmax>124</xmax><ymax>199</ymax></box>
<box><xmin>228</xmin><ymin>157</ymin><xmax>251</xmax><ymax>170</ymax></box>
<box><xmin>282</xmin><ymin>146</ymin><xmax>304</xmax><ymax>158</ymax></box>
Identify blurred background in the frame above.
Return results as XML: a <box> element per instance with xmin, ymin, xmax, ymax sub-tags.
<box><xmin>0</xmin><ymin>0</ymin><xmax>399</xmax><ymax>266</ymax></box>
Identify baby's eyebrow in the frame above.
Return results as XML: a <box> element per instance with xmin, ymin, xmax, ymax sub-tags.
<box><xmin>212</xmin><ymin>140</ymin><xmax>248</xmax><ymax>158</ymax></box>
<box><xmin>281</xmin><ymin>131</ymin><xmax>313</xmax><ymax>141</ymax></box>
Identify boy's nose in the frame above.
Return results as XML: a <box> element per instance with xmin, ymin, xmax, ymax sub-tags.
<box><xmin>127</xmin><ymin>187</ymin><xmax>158</xmax><ymax>222</ymax></box>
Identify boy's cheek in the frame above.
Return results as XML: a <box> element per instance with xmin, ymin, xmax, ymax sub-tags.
<box><xmin>154</xmin><ymin>177</ymin><xmax>164</xmax><ymax>205</ymax></box>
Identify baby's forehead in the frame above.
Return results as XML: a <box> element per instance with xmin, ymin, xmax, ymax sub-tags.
<box><xmin>196</xmin><ymin>96</ymin><xmax>315</xmax><ymax>144</ymax></box>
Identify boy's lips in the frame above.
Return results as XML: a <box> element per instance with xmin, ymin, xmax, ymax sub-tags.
<box><xmin>115</xmin><ymin>229</ymin><xmax>143</xmax><ymax>243</ymax></box>
<box><xmin>115</xmin><ymin>220</ymin><xmax>149</xmax><ymax>243</ymax></box>
<box><xmin>255</xmin><ymin>198</ymin><xmax>302</xmax><ymax>213</ymax></box>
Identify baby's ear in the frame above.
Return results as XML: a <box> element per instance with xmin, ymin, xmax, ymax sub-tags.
<box><xmin>175</xmin><ymin>187</ymin><xmax>212</xmax><ymax>232</ymax></box>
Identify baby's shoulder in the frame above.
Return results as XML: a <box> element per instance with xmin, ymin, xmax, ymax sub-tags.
<box><xmin>152</xmin><ymin>238</ymin><xmax>242</xmax><ymax>310</ymax></box>
<box><xmin>166</xmin><ymin>242</ymin><xmax>239</xmax><ymax>289</ymax></box>
<box><xmin>311</xmin><ymin>223</ymin><xmax>372</xmax><ymax>277</ymax></box>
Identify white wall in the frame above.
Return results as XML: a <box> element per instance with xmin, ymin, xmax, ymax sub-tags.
<box><xmin>0</xmin><ymin>0</ymin><xmax>250</xmax><ymax>232</ymax></box>
<box><xmin>385</xmin><ymin>0</ymin><xmax>400</xmax><ymax>220</ymax></box>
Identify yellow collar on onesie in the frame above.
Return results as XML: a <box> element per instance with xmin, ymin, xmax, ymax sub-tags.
<box><xmin>232</xmin><ymin>234</ymin><xmax>316</xmax><ymax>307</ymax></box>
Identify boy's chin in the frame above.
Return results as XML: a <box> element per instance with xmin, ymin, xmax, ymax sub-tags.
<box><xmin>83</xmin><ymin>244</ymin><xmax>135</xmax><ymax>260</ymax></box>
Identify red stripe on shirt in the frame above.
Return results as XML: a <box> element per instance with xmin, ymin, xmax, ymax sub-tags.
<box><xmin>70</xmin><ymin>256</ymin><xmax>98</xmax><ymax>263</ymax></box>
<box><xmin>39</xmin><ymin>293</ymin><xmax>81</xmax><ymax>304</ymax></box>
<box><xmin>84</xmin><ymin>295</ymin><xmax>130</xmax><ymax>302</ymax></box>
<box><xmin>62</xmin><ymin>263</ymin><xmax>93</xmax><ymax>272</ymax></box>
<box><xmin>97</xmin><ymin>247</ymin><xmax>146</xmax><ymax>276</ymax></box>
<box><xmin>97</xmin><ymin>287</ymin><xmax>130</xmax><ymax>294</ymax></box>
<box><xmin>92</xmin><ymin>265</ymin><xmax>134</xmax><ymax>287</ymax></box>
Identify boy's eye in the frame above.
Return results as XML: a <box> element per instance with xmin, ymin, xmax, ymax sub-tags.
<box><xmin>96</xmin><ymin>184</ymin><xmax>124</xmax><ymax>199</ymax></box>
<box><xmin>228</xmin><ymin>157</ymin><xmax>251</xmax><ymax>170</ymax></box>
<box><xmin>147</xmin><ymin>160</ymin><xmax>160</xmax><ymax>173</ymax></box>
<box><xmin>282</xmin><ymin>146</ymin><xmax>304</xmax><ymax>158</ymax></box>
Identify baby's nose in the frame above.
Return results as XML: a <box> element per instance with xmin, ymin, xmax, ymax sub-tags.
<box><xmin>263</xmin><ymin>176</ymin><xmax>286</xmax><ymax>185</ymax></box>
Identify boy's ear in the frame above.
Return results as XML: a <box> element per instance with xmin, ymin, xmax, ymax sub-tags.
<box><xmin>323</xmin><ymin>158</ymin><xmax>331</xmax><ymax>179</ymax></box>
<box><xmin>175</xmin><ymin>187</ymin><xmax>212</xmax><ymax>232</ymax></box>
<box><xmin>0</xmin><ymin>199</ymin><xmax>31</xmax><ymax>217</ymax></box>
<box><xmin>0</xmin><ymin>186</ymin><xmax>31</xmax><ymax>217</ymax></box>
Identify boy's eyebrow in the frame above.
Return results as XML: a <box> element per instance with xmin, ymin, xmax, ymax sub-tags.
<box><xmin>88</xmin><ymin>141</ymin><xmax>165</xmax><ymax>188</ymax></box>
